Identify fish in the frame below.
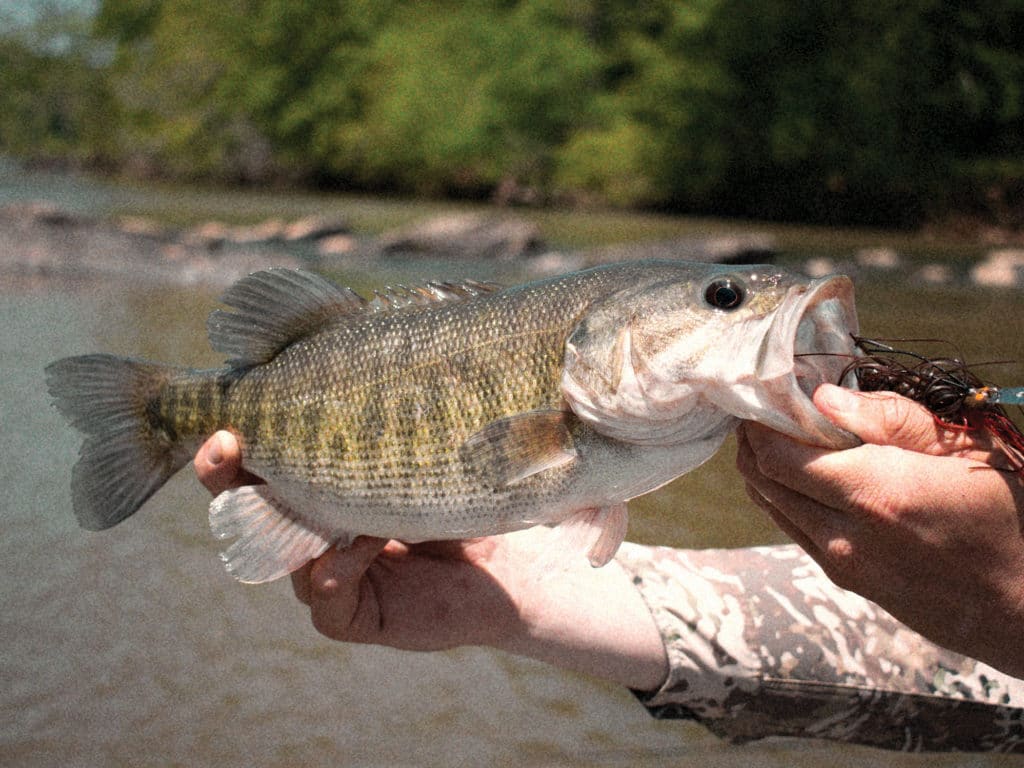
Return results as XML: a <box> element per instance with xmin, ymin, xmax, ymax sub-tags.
<box><xmin>45</xmin><ymin>260</ymin><xmax>859</xmax><ymax>583</ymax></box>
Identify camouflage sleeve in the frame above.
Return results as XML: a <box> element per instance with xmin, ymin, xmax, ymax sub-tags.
<box><xmin>615</xmin><ymin>542</ymin><xmax>1024</xmax><ymax>753</ymax></box>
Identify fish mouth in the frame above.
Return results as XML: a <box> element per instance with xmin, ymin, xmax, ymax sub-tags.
<box><xmin>756</xmin><ymin>275</ymin><xmax>861</xmax><ymax>448</ymax></box>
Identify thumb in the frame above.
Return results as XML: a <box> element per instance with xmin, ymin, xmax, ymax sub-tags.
<box><xmin>194</xmin><ymin>430</ymin><xmax>262</xmax><ymax>495</ymax></box>
<box><xmin>812</xmin><ymin>384</ymin><xmax>946</xmax><ymax>452</ymax></box>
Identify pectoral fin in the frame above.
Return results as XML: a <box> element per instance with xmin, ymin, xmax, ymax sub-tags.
<box><xmin>460</xmin><ymin>410</ymin><xmax>577</xmax><ymax>487</ymax></box>
<box><xmin>208</xmin><ymin>485</ymin><xmax>334</xmax><ymax>583</ymax></box>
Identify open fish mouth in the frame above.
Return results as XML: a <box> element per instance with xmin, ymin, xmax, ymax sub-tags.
<box><xmin>791</xmin><ymin>277</ymin><xmax>860</xmax><ymax>399</ymax></box>
<box><xmin>758</xmin><ymin>275</ymin><xmax>861</xmax><ymax>448</ymax></box>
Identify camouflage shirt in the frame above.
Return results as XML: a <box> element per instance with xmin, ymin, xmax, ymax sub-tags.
<box><xmin>615</xmin><ymin>542</ymin><xmax>1024</xmax><ymax>753</ymax></box>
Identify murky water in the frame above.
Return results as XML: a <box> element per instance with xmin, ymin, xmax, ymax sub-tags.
<box><xmin>2</xmin><ymin>169</ymin><xmax>1022</xmax><ymax>767</ymax></box>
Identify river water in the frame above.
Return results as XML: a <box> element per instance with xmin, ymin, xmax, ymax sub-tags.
<box><xmin>2</xmin><ymin>165</ymin><xmax>1022</xmax><ymax>766</ymax></box>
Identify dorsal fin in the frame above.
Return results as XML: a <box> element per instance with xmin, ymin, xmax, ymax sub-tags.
<box><xmin>208</xmin><ymin>269</ymin><xmax>366</xmax><ymax>367</ymax></box>
<box><xmin>208</xmin><ymin>269</ymin><xmax>502</xmax><ymax>367</ymax></box>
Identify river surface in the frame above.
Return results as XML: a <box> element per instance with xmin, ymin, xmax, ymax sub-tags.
<box><xmin>2</xmin><ymin>165</ymin><xmax>1022</xmax><ymax>766</ymax></box>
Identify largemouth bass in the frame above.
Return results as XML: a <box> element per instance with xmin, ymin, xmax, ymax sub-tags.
<box><xmin>46</xmin><ymin>260</ymin><xmax>859</xmax><ymax>582</ymax></box>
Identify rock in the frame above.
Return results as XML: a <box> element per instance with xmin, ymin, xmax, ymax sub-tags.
<box><xmin>182</xmin><ymin>221</ymin><xmax>232</xmax><ymax>249</ymax></box>
<box><xmin>183</xmin><ymin>218</ymin><xmax>287</xmax><ymax>248</ymax></box>
<box><xmin>225</xmin><ymin>218</ymin><xmax>286</xmax><ymax>244</ymax></box>
<box><xmin>116</xmin><ymin>215</ymin><xmax>172</xmax><ymax>240</ymax></box>
<box><xmin>802</xmin><ymin>257</ymin><xmax>837</xmax><ymax>278</ymax></box>
<box><xmin>525</xmin><ymin>251</ymin><xmax>586</xmax><ymax>276</ymax></box>
<box><xmin>0</xmin><ymin>200</ymin><xmax>85</xmax><ymax>227</ymax></box>
<box><xmin>0</xmin><ymin>205</ymin><xmax>306</xmax><ymax>288</ymax></box>
<box><xmin>316</xmin><ymin>234</ymin><xmax>359</xmax><ymax>256</ymax></box>
<box><xmin>378</xmin><ymin>213</ymin><xmax>544</xmax><ymax>260</ymax></box>
<box><xmin>580</xmin><ymin>233</ymin><xmax>776</xmax><ymax>266</ymax></box>
<box><xmin>914</xmin><ymin>263</ymin><xmax>953</xmax><ymax>285</ymax></box>
<box><xmin>283</xmin><ymin>214</ymin><xmax>350</xmax><ymax>242</ymax></box>
<box><xmin>701</xmin><ymin>234</ymin><xmax>776</xmax><ymax>264</ymax></box>
<box><xmin>971</xmin><ymin>249</ymin><xmax>1024</xmax><ymax>288</ymax></box>
<box><xmin>855</xmin><ymin>247</ymin><xmax>901</xmax><ymax>270</ymax></box>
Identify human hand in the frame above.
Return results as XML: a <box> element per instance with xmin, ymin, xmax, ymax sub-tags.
<box><xmin>736</xmin><ymin>384</ymin><xmax>1024</xmax><ymax>676</ymax></box>
<box><xmin>194</xmin><ymin>431</ymin><xmax>668</xmax><ymax>689</ymax></box>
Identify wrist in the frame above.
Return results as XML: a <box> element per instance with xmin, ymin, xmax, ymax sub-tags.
<box><xmin>939</xmin><ymin>555</ymin><xmax>1024</xmax><ymax>679</ymax></box>
<box><xmin>986</xmin><ymin>571</ymin><xmax>1024</xmax><ymax>678</ymax></box>
<box><xmin>491</xmin><ymin>557</ymin><xmax>668</xmax><ymax>690</ymax></box>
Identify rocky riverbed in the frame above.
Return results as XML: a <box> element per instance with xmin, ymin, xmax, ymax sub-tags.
<box><xmin>2</xmin><ymin>199</ymin><xmax>1022</xmax><ymax>290</ymax></box>
<box><xmin>0</xmin><ymin>200</ymin><xmax>778</xmax><ymax>287</ymax></box>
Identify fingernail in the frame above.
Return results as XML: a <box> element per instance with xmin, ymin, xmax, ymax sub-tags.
<box><xmin>207</xmin><ymin>433</ymin><xmax>224</xmax><ymax>466</ymax></box>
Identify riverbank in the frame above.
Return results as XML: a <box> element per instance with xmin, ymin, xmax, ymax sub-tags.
<box><xmin>3</xmin><ymin>196</ymin><xmax>1021</xmax><ymax>291</ymax></box>
<box><xmin>0</xmin><ymin>198</ymin><xmax>779</xmax><ymax>288</ymax></box>
<box><xmin>2</xmin><ymin>160</ymin><xmax>1022</xmax><ymax>290</ymax></box>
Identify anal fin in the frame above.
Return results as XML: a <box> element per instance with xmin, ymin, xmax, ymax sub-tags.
<box><xmin>209</xmin><ymin>485</ymin><xmax>334</xmax><ymax>583</ymax></box>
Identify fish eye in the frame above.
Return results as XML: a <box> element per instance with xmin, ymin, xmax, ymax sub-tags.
<box><xmin>704</xmin><ymin>278</ymin><xmax>745</xmax><ymax>310</ymax></box>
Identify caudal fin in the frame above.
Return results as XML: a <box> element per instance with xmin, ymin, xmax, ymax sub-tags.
<box><xmin>45</xmin><ymin>354</ymin><xmax>189</xmax><ymax>530</ymax></box>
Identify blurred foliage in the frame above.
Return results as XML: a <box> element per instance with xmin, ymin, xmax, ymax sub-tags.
<box><xmin>0</xmin><ymin>5</ymin><xmax>118</xmax><ymax>166</ymax></box>
<box><xmin>2</xmin><ymin>0</ymin><xmax>1023</xmax><ymax>227</ymax></box>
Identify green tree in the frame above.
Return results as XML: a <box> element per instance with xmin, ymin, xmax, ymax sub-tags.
<box><xmin>0</xmin><ymin>7</ymin><xmax>117</xmax><ymax>165</ymax></box>
<box><xmin>94</xmin><ymin>0</ymin><xmax>266</xmax><ymax>181</ymax></box>
<box><xmin>589</xmin><ymin>0</ymin><xmax>1024</xmax><ymax>224</ymax></box>
<box><xmin>8</xmin><ymin>0</ymin><xmax>1022</xmax><ymax>226</ymax></box>
<box><xmin>319</xmin><ymin>0</ymin><xmax>602</xmax><ymax>196</ymax></box>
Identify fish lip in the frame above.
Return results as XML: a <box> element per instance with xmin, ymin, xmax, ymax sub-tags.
<box><xmin>757</xmin><ymin>274</ymin><xmax>861</xmax><ymax>448</ymax></box>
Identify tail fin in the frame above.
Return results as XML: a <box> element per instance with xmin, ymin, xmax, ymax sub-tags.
<box><xmin>45</xmin><ymin>354</ymin><xmax>190</xmax><ymax>530</ymax></box>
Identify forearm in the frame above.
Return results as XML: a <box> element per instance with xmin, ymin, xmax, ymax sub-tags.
<box><xmin>615</xmin><ymin>541</ymin><xmax>1024</xmax><ymax>753</ymax></box>
<box><xmin>493</xmin><ymin>545</ymin><xmax>668</xmax><ymax>691</ymax></box>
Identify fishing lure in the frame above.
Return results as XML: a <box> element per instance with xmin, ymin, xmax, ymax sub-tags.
<box><xmin>840</xmin><ymin>337</ymin><xmax>1024</xmax><ymax>476</ymax></box>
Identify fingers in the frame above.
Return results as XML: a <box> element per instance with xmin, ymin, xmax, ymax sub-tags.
<box><xmin>404</xmin><ymin>537</ymin><xmax>491</xmax><ymax>562</ymax></box>
<box><xmin>739</xmin><ymin>385</ymin><xmax>1001</xmax><ymax>515</ymax></box>
<box><xmin>737</xmin><ymin>428</ymin><xmax>868</xmax><ymax>591</ymax></box>
<box><xmin>736</xmin><ymin>420</ymin><xmax>866</xmax><ymax>513</ymax></box>
<box><xmin>738</xmin><ymin>428</ymin><xmax>856</xmax><ymax>553</ymax></box>
<box><xmin>744</xmin><ymin>479</ymin><xmax>818</xmax><ymax>553</ymax></box>
<box><xmin>291</xmin><ymin>561</ymin><xmax>314</xmax><ymax>605</ymax></box>
<box><xmin>310</xmin><ymin>537</ymin><xmax>389</xmax><ymax>593</ymax></box>
<box><xmin>292</xmin><ymin>538</ymin><xmax>390</xmax><ymax>607</ymax></box>
<box><xmin>304</xmin><ymin>537</ymin><xmax>389</xmax><ymax>642</ymax></box>
<box><xmin>813</xmin><ymin>385</ymin><xmax>933</xmax><ymax>449</ymax></box>
<box><xmin>194</xmin><ymin>431</ymin><xmax>261</xmax><ymax>495</ymax></box>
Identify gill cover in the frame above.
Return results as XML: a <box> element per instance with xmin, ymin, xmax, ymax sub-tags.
<box><xmin>561</xmin><ymin>270</ymin><xmax>780</xmax><ymax>445</ymax></box>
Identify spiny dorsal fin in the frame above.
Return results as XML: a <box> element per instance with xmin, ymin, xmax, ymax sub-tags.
<box><xmin>369</xmin><ymin>280</ymin><xmax>501</xmax><ymax>311</ymax></box>
<box><xmin>208</xmin><ymin>269</ymin><xmax>502</xmax><ymax>367</ymax></box>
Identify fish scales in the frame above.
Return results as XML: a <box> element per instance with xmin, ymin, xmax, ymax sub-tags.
<box><xmin>145</xmin><ymin>267</ymin><xmax>619</xmax><ymax>533</ymax></box>
<box><xmin>46</xmin><ymin>260</ymin><xmax>861</xmax><ymax>581</ymax></box>
<box><xmin>214</xmin><ymin>270</ymin><xmax>612</xmax><ymax>516</ymax></box>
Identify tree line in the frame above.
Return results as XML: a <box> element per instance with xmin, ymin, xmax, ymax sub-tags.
<box><xmin>2</xmin><ymin>0</ymin><xmax>1022</xmax><ymax>227</ymax></box>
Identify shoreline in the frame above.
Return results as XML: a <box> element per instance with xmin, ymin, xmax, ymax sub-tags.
<box><xmin>1</xmin><ymin>194</ymin><xmax>1021</xmax><ymax>292</ymax></box>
